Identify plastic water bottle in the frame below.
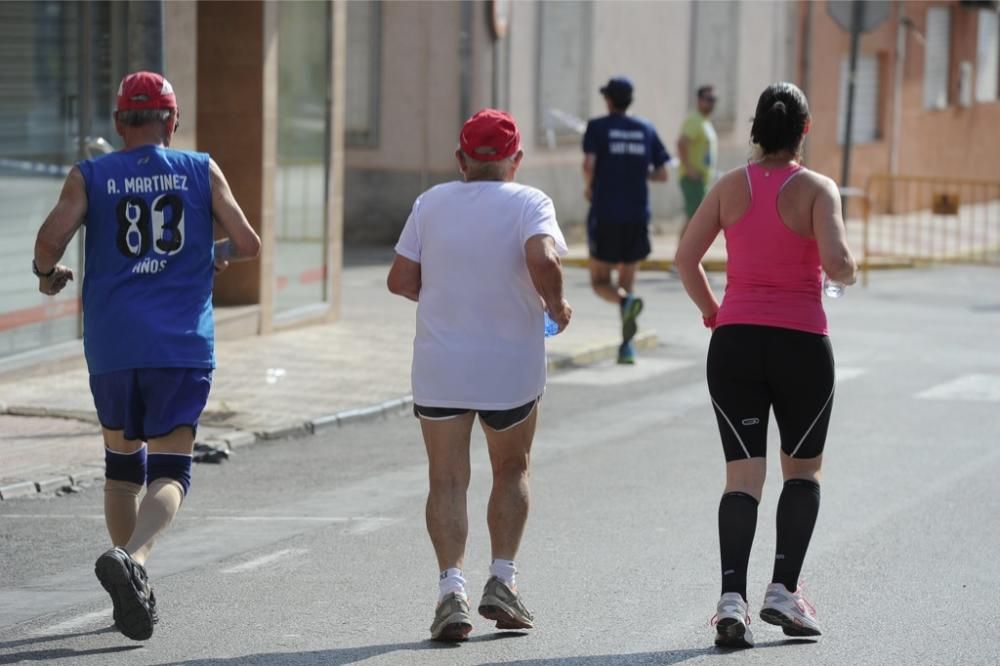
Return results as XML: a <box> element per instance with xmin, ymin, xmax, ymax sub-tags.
<box><xmin>823</xmin><ymin>274</ymin><xmax>845</xmax><ymax>299</ymax></box>
<box><xmin>544</xmin><ymin>311</ymin><xmax>560</xmax><ymax>337</ymax></box>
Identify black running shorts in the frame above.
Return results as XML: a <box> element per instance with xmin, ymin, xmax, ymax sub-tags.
<box><xmin>587</xmin><ymin>212</ymin><xmax>651</xmax><ymax>264</ymax></box>
<box><xmin>413</xmin><ymin>398</ymin><xmax>539</xmax><ymax>432</ymax></box>
<box><xmin>707</xmin><ymin>324</ymin><xmax>835</xmax><ymax>461</ymax></box>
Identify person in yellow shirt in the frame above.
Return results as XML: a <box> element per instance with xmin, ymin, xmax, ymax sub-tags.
<box><xmin>677</xmin><ymin>85</ymin><xmax>718</xmax><ymax>238</ymax></box>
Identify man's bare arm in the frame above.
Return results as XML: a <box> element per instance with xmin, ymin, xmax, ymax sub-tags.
<box><xmin>34</xmin><ymin>167</ymin><xmax>87</xmax><ymax>295</ymax></box>
<box><xmin>525</xmin><ymin>234</ymin><xmax>571</xmax><ymax>331</ymax></box>
<box><xmin>210</xmin><ymin>158</ymin><xmax>261</xmax><ymax>270</ymax></box>
<box><xmin>386</xmin><ymin>254</ymin><xmax>421</xmax><ymax>302</ymax></box>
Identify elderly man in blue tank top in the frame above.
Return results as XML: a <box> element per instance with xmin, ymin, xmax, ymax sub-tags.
<box><xmin>32</xmin><ymin>71</ymin><xmax>261</xmax><ymax>641</ymax></box>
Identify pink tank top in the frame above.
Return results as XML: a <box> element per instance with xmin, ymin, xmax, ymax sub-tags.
<box><xmin>716</xmin><ymin>162</ymin><xmax>828</xmax><ymax>335</ymax></box>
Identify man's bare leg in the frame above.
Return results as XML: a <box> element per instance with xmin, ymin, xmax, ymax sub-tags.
<box><xmin>484</xmin><ymin>407</ymin><xmax>537</xmax><ymax>562</ymax></box>
<box><xmin>422</xmin><ymin>413</ymin><xmax>475</xmax><ymax>575</ymax></box>
<box><xmin>102</xmin><ymin>429</ymin><xmax>144</xmax><ymax>548</ymax></box>
<box><xmin>422</xmin><ymin>413</ymin><xmax>476</xmax><ymax>641</ymax></box>
<box><xmin>478</xmin><ymin>405</ymin><xmax>539</xmax><ymax>629</ymax></box>
<box><xmin>126</xmin><ymin>426</ymin><xmax>194</xmax><ymax>565</ymax></box>
<box><xmin>589</xmin><ymin>259</ymin><xmax>628</xmax><ymax>305</ymax></box>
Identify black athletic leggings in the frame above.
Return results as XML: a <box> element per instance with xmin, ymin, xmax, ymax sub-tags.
<box><xmin>707</xmin><ymin>324</ymin><xmax>835</xmax><ymax>461</ymax></box>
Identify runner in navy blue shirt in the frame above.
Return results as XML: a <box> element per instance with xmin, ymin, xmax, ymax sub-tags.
<box><xmin>32</xmin><ymin>71</ymin><xmax>260</xmax><ymax>641</ymax></box>
<box><xmin>583</xmin><ymin>76</ymin><xmax>670</xmax><ymax>364</ymax></box>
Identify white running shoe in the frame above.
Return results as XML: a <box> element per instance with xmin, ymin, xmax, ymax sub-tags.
<box><xmin>759</xmin><ymin>583</ymin><xmax>822</xmax><ymax>637</ymax></box>
<box><xmin>712</xmin><ymin>592</ymin><xmax>754</xmax><ymax>648</ymax></box>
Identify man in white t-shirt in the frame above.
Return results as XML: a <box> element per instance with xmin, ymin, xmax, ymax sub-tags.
<box><xmin>388</xmin><ymin>108</ymin><xmax>571</xmax><ymax>642</ymax></box>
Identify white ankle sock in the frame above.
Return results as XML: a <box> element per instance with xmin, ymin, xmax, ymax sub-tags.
<box><xmin>490</xmin><ymin>559</ymin><xmax>517</xmax><ymax>588</ymax></box>
<box><xmin>438</xmin><ymin>568</ymin><xmax>466</xmax><ymax>601</ymax></box>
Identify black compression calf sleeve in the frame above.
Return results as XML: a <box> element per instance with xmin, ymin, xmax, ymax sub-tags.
<box><xmin>772</xmin><ymin>479</ymin><xmax>821</xmax><ymax>591</ymax></box>
<box><xmin>718</xmin><ymin>491</ymin><xmax>759</xmax><ymax>601</ymax></box>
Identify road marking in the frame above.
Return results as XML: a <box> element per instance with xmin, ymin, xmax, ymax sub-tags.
<box><xmin>222</xmin><ymin>548</ymin><xmax>308</xmax><ymax>574</ymax></box>
<box><xmin>0</xmin><ymin>514</ymin><xmax>393</xmax><ymax>524</ymax></box>
<box><xmin>549</xmin><ymin>358</ymin><xmax>696</xmax><ymax>386</ymax></box>
<box><xmin>30</xmin><ymin>608</ymin><xmax>112</xmax><ymax>636</ymax></box>
<box><xmin>917</xmin><ymin>374</ymin><xmax>1000</xmax><ymax>402</ymax></box>
<box><xmin>837</xmin><ymin>367</ymin><xmax>868</xmax><ymax>382</ymax></box>
<box><xmin>347</xmin><ymin>517</ymin><xmax>399</xmax><ymax>535</ymax></box>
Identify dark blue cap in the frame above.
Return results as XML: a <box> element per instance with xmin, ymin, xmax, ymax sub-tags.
<box><xmin>600</xmin><ymin>76</ymin><xmax>634</xmax><ymax>100</ymax></box>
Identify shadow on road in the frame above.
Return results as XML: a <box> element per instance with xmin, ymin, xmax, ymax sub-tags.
<box><xmin>149</xmin><ymin>636</ymin><xmax>814</xmax><ymax>666</ymax></box>
<box><xmin>0</xmin><ymin>625</ymin><xmax>117</xmax><ymax>652</ymax></box>
<box><xmin>478</xmin><ymin>639</ymin><xmax>819</xmax><ymax>665</ymax></box>
<box><xmin>153</xmin><ymin>639</ymin><xmax>461</xmax><ymax>666</ymax></box>
<box><xmin>0</xmin><ymin>644</ymin><xmax>141</xmax><ymax>665</ymax></box>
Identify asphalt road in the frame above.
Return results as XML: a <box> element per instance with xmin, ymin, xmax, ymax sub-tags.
<box><xmin>1</xmin><ymin>265</ymin><xmax>999</xmax><ymax>666</ymax></box>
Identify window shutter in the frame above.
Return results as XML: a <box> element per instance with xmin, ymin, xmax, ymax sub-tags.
<box><xmin>924</xmin><ymin>7</ymin><xmax>951</xmax><ymax>109</ymax></box>
<box><xmin>975</xmin><ymin>9</ymin><xmax>999</xmax><ymax>103</ymax></box>
<box><xmin>837</xmin><ymin>55</ymin><xmax>879</xmax><ymax>144</ymax></box>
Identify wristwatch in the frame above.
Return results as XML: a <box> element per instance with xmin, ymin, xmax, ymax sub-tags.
<box><xmin>32</xmin><ymin>259</ymin><xmax>55</xmax><ymax>278</ymax></box>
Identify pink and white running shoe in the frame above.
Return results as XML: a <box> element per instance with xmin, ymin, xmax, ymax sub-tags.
<box><xmin>759</xmin><ymin>583</ymin><xmax>822</xmax><ymax>637</ymax></box>
<box><xmin>712</xmin><ymin>592</ymin><xmax>754</xmax><ymax>648</ymax></box>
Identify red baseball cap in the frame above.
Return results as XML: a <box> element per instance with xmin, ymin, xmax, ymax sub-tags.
<box><xmin>116</xmin><ymin>71</ymin><xmax>177</xmax><ymax>112</ymax></box>
<box><xmin>460</xmin><ymin>109</ymin><xmax>520</xmax><ymax>161</ymax></box>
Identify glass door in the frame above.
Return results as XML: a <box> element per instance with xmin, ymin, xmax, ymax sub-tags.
<box><xmin>274</xmin><ymin>0</ymin><xmax>331</xmax><ymax>315</ymax></box>
<box><xmin>0</xmin><ymin>1</ymin><xmax>120</xmax><ymax>360</ymax></box>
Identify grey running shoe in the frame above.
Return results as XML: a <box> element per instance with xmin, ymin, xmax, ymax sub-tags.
<box><xmin>620</xmin><ymin>294</ymin><xmax>644</xmax><ymax>344</ymax></box>
<box><xmin>430</xmin><ymin>593</ymin><xmax>473</xmax><ymax>642</ymax></box>
<box><xmin>478</xmin><ymin>576</ymin><xmax>534</xmax><ymax>630</ymax></box>
<box><xmin>95</xmin><ymin>547</ymin><xmax>155</xmax><ymax>641</ymax></box>
<box><xmin>713</xmin><ymin>592</ymin><xmax>754</xmax><ymax>648</ymax></box>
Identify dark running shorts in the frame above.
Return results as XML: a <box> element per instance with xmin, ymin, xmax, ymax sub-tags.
<box><xmin>413</xmin><ymin>398</ymin><xmax>539</xmax><ymax>432</ymax></box>
<box><xmin>90</xmin><ymin>368</ymin><xmax>213</xmax><ymax>441</ymax></box>
<box><xmin>587</xmin><ymin>212</ymin><xmax>651</xmax><ymax>264</ymax></box>
<box><xmin>707</xmin><ymin>325</ymin><xmax>834</xmax><ymax>462</ymax></box>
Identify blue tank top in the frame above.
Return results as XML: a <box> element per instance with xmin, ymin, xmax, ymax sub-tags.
<box><xmin>77</xmin><ymin>145</ymin><xmax>215</xmax><ymax>374</ymax></box>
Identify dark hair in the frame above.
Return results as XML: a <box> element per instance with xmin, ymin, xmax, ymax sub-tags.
<box><xmin>608</xmin><ymin>92</ymin><xmax>632</xmax><ymax>111</ymax></box>
<box><xmin>750</xmin><ymin>82</ymin><xmax>809</xmax><ymax>155</ymax></box>
<box><xmin>697</xmin><ymin>85</ymin><xmax>715</xmax><ymax>100</ymax></box>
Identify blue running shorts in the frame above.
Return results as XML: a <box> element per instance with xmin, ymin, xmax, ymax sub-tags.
<box><xmin>89</xmin><ymin>368</ymin><xmax>213</xmax><ymax>441</ymax></box>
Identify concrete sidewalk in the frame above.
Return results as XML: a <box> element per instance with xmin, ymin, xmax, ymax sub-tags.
<box><xmin>0</xmin><ymin>251</ymin><xmax>656</xmax><ymax>499</ymax></box>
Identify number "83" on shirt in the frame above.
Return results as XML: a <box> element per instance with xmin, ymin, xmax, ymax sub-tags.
<box><xmin>115</xmin><ymin>194</ymin><xmax>185</xmax><ymax>259</ymax></box>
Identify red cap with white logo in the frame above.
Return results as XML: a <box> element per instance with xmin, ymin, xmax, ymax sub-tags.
<box><xmin>116</xmin><ymin>71</ymin><xmax>177</xmax><ymax>112</ymax></box>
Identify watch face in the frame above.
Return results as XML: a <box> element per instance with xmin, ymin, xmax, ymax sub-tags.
<box><xmin>491</xmin><ymin>0</ymin><xmax>511</xmax><ymax>39</ymax></box>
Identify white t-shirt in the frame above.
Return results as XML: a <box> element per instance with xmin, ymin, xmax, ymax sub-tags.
<box><xmin>394</xmin><ymin>180</ymin><xmax>568</xmax><ymax>410</ymax></box>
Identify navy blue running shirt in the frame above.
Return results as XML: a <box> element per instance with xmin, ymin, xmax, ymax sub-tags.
<box><xmin>583</xmin><ymin>114</ymin><xmax>670</xmax><ymax>224</ymax></box>
<box><xmin>77</xmin><ymin>145</ymin><xmax>215</xmax><ymax>374</ymax></box>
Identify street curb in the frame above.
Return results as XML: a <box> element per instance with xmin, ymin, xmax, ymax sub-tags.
<box><xmin>309</xmin><ymin>396</ymin><xmax>415</xmax><ymax>433</ymax></box>
<box><xmin>3</xmin><ymin>404</ymin><xmax>100</xmax><ymax>424</ymax></box>
<box><xmin>562</xmin><ymin>256</ymin><xmax>916</xmax><ymax>272</ymax></box>
<box><xmin>36</xmin><ymin>476</ymin><xmax>73</xmax><ymax>493</ymax></box>
<box><xmin>0</xmin><ymin>334</ymin><xmax>652</xmax><ymax>500</ymax></box>
<box><xmin>0</xmin><ymin>481</ymin><xmax>38</xmax><ymax>500</ymax></box>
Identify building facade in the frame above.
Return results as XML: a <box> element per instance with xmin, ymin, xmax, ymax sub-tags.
<box><xmin>798</xmin><ymin>0</ymin><xmax>1000</xmax><ymax>190</ymax></box>
<box><xmin>8</xmin><ymin>1</ymin><xmax>992</xmax><ymax>370</ymax></box>
<box><xmin>0</xmin><ymin>0</ymin><xmax>347</xmax><ymax>371</ymax></box>
<box><xmin>342</xmin><ymin>0</ymin><xmax>798</xmax><ymax>244</ymax></box>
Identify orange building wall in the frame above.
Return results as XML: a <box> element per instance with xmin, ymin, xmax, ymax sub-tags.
<box><xmin>801</xmin><ymin>1</ymin><xmax>1000</xmax><ymax>190</ymax></box>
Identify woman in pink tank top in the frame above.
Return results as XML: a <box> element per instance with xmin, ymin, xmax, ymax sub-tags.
<box><xmin>675</xmin><ymin>83</ymin><xmax>857</xmax><ymax>648</ymax></box>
